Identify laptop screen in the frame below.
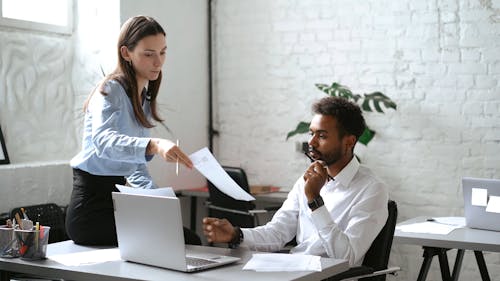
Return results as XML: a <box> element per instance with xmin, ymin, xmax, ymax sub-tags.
<box><xmin>462</xmin><ymin>177</ymin><xmax>500</xmax><ymax>232</ymax></box>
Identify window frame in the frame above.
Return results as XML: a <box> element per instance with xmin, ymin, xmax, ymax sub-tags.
<box><xmin>0</xmin><ymin>0</ymin><xmax>73</xmax><ymax>35</ymax></box>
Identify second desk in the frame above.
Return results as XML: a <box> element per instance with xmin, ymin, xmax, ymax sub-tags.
<box><xmin>178</xmin><ymin>187</ymin><xmax>288</xmax><ymax>232</ymax></box>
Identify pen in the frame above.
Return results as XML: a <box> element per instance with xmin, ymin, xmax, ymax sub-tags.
<box><xmin>304</xmin><ymin>152</ymin><xmax>334</xmax><ymax>181</ymax></box>
<box><xmin>176</xmin><ymin>139</ymin><xmax>179</xmax><ymax>176</ymax></box>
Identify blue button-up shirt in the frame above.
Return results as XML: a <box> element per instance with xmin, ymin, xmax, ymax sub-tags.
<box><xmin>70</xmin><ymin>79</ymin><xmax>157</xmax><ymax>188</ymax></box>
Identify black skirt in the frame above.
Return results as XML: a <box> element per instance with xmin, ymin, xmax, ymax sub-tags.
<box><xmin>65</xmin><ymin>168</ymin><xmax>125</xmax><ymax>246</ymax></box>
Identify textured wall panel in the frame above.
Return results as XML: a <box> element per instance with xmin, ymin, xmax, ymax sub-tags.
<box><xmin>0</xmin><ymin>32</ymin><xmax>76</xmax><ymax>163</ymax></box>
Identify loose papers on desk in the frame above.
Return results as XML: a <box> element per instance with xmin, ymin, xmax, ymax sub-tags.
<box><xmin>189</xmin><ymin>147</ymin><xmax>255</xmax><ymax>201</ymax></box>
<box><xmin>49</xmin><ymin>248</ymin><xmax>121</xmax><ymax>266</ymax></box>
<box><xmin>396</xmin><ymin>217</ymin><xmax>466</xmax><ymax>235</ymax></box>
<box><xmin>243</xmin><ymin>253</ymin><xmax>322</xmax><ymax>272</ymax></box>
<box><xmin>115</xmin><ymin>184</ymin><xmax>176</xmax><ymax>197</ymax></box>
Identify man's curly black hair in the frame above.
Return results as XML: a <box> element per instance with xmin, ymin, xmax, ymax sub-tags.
<box><xmin>312</xmin><ymin>96</ymin><xmax>366</xmax><ymax>140</ymax></box>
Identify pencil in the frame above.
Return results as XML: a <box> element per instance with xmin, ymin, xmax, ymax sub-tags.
<box><xmin>15</xmin><ymin>213</ymin><xmax>23</xmax><ymax>230</ymax></box>
<box><xmin>176</xmin><ymin>139</ymin><xmax>179</xmax><ymax>176</ymax></box>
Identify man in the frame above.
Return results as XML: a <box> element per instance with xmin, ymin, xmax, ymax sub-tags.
<box><xmin>203</xmin><ymin>96</ymin><xmax>388</xmax><ymax>266</ymax></box>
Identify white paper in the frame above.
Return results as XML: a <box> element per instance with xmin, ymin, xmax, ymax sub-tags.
<box><xmin>243</xmin><ymin>253</ymin><xmax>322</xmax><ymax>272</ymax></box>
<box><xmin>486</xmin><ymin>196</ymin><xmax>500</xmax><ymax>213</ymax></box>
<box><xmin>189</xmin><ymin>147</ymin><xmax>255</xmax><ymax>201</ymax></box>
<box><xmin>471</xmin><ymin>188</ymin><xmax>488</xmax><ymax>206</ymax></box>
<box><xmin>115</xmin><ymin>184</ymin><xmax>176</xmax><ymax>197</ymax></box>
<box><xmin>396</xmin><ymin>220</ymin><xmax>464</xmax><ymax>235</ymax></box>
<box><xmin>49</xmin><ymin>248</ymin><xmax>121</xmax><ymax>266</ymax></box>
<box><xmin>433</xmin><ymin>217</ymin><xmax>466</xmax><ymax>227</ymax></box>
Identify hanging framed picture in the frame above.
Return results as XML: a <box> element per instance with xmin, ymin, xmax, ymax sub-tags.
<box><xmin>0</xmin><ymin>126</ymin><xmax>10</xmax><ymax>164</ymax></box>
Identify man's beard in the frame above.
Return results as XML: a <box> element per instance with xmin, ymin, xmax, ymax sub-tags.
<box><xmin>308</xmin><ymin>147</ymin><xmax>342</xmax><ymax>166</ymax></box>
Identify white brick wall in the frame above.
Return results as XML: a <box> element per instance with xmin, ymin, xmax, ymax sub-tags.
<box><xmin>211</xmin><ymin>0</ymin><xmax>500</xmax><ymax>280</ymax></box>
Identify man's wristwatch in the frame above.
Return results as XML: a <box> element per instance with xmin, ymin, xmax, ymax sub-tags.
<box><xmin>308</xmin><ymin>195</ymin><xmax>324</xmax><ymax>211</ymax></box>
<box><xmin>228</xmin><ymin>226</ymin><xmax>243</xmax><ymax>249</ymax></box>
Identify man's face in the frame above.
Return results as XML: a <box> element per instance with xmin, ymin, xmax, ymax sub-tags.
<box><xmin>307</xmin><ymin>114</ymin><xmax>351</xmax><ymax>166</ymax></box>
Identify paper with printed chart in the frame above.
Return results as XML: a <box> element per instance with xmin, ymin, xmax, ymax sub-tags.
<box><xmin>189</xmin><ymin>147</ymin><xmax>255</xmax><ymax>201</ymax></box>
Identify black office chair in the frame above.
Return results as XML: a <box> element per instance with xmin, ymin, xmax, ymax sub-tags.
<box><xmin>206</xmin><ymin>166</ymin><xmax>279</xmax><ymax>228</ymax></box>
<box><xmin>10</xmin><ymin>203</ymin><xmax>68</xmax><ymax>244</ymax></box>
<box><xmin>326</xmin><ymin>200</ymin><xmax>400</xmax><ymax>281</ymax></box>
<box><xmin>183</xmin><ymin>227</ymin><xmax>202</xmax><ymax>245</ymax></box>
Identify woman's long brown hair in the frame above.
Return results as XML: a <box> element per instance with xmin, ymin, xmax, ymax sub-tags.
<box><xmin>84</xmin><ymin>15</ymin><xmax>165</xmax><ymax>128</ymax></box>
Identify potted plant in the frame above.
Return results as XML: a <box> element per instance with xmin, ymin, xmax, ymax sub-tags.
<box><xmin>286</xmin><ymin>82</ymin><xmax>397</xmax><ymax>153</ymax></box>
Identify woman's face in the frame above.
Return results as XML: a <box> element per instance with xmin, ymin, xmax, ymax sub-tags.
<box><xmin>122</xmin><ymin>33</ymin><xmax>167</xmax><ymax>89</ymax></box>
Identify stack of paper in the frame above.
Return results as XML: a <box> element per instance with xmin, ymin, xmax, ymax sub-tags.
<box><xmin>396</xmin><ymin>217</ymin><xmax>466</xmax><ymax>235</ymax></box>
<box><xmin>243</xmin><ymin>253</ymin><xmax>322</xmax><ymax>272</ymax></box>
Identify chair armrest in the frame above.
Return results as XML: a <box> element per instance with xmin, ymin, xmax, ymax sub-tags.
<box><xmin>353</xmin><ymin>266</ymin><xmax>401</xmax><ymax>280</ymax></box>
<box><xmin>206</xmin><ymin>204</ymin><xmax>252</xmax><ymax>216</ymax></box>
<box><xmin>264</xmin><ymin>206</ymin><xmax>281</xmax><ymax>212</ymax></box>
<box><xmin>248</xmin><ymin>209</ymin><xmax>268</xmax><ymax>214</ymax></box>
<box><xmin>325</xmin><ymin>265</ymin><xmax>374</xmax><ymax>281</ymax></box>
<box><xmin>326</xmin><ymin>266</ymin><xmax>401</xmax><ymax>281</ymax></box>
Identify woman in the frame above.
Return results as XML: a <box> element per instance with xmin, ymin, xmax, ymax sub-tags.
<box><xmin>66</xmin><ymin>16</ymin><xmax>193</xmax><ymax>246</ymax></box>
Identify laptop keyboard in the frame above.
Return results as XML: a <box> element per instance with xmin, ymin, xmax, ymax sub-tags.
<box><xmin>186</xmin><ymin>256</ymin><xmax>217</xmax><ymax>267</ymax></box>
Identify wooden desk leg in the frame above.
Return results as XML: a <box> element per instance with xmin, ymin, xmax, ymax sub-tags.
<box><xmin>450</xmin><ymin>249</ymin><xmax>464</xmax><ymax>281</ymax></box>
<box><xmin>474</xmin><ymin>251</ymin><xmax>491</xmax><ymax>281</ymax></box>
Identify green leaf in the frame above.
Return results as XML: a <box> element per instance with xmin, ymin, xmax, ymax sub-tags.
<box><xmin>361</xmin><ymin>92</ymin><xmax>397</xmax><ymax>113</ymax></box>
<box><xmin>315</xmin><ymin>83</ymin><xmax>362</xmax><ymax>102</ymax></box>
<box><xmin>358</xmin><ymin>127</ymin><xmax>375</xmax><ymax>145</ymax></box>
<box><xmin>286</xmin><ymin>121</ymin><xmax>310</xmax><ymax>140</ymax></box>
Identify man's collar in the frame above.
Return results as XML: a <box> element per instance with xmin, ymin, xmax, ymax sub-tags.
<box><xmin>332</xmin><ymin>157</ymin><xmax>360</xmax><ymax>188</ymax></box>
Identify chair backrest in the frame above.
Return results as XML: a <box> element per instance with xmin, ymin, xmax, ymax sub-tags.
<box><xmin>207</xmin><ymin>166</ymin><xmax>256</xmax><ymax>228</ymax></box>
<box><xmin>10</xmin><ymin>203</ymin><xmax>68</xmax><ymax>244</ymax></box>
<box><xmin>360</xmin><ymin>200</ymin><xmax>398</xmax><ymax>281</ymax></box>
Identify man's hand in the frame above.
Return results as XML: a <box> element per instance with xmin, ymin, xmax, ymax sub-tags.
<box><xmin>202</xmin><ymin>217</ymin><xmax>236</xmax><ymax>243</ymax></box>
<box><xmin>303</xmin><ymin>161</ymin><xmax>328</xmax><ymax>201</ymax></box>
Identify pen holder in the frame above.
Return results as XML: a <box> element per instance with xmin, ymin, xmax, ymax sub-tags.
<box><xmin>15</xmin><ymin>226</ymin><xmax>50</xmax><ymax>260</ymax></box>
<box><xmin>0</xmin><ymin>226</ymin><xmax>19</xmax><ymax>258</ymax></box>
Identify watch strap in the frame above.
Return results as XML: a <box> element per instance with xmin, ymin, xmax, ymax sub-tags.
<box><xmin>308</xmin><ymin>195</ymin><xmax>324</xmax><ymax>211</ymax></box>
<box><xmin>228</xmin><ymin>226</ymin><xmax>243</xmax><ymax>248</ymax></box>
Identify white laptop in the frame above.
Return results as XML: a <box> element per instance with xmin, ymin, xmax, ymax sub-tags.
<box><xmin>112</xmin><ymin>192</ymin><xmax>241</xmax><ymax>272</ymax></box>
<box><xmin>462</xmin><ymin>177</ymin><xmax>500</xmax><ymax>232</ymax></box>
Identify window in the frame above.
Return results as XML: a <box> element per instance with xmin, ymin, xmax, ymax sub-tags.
<box><xmin>0</xmin><ymin>0</ymin><xmax>73</xmax><ymax>34</ymax></box>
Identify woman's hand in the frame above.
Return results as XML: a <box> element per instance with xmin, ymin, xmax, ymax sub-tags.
<box><xmin>146</xmin><ymin>138</ymin><xmax>193</xmax><ymax>169</ymax></box>
<box><xmin>202</xmin><ymin>217</ymin><xmax>235</xmax><ymax>243</ymax></box>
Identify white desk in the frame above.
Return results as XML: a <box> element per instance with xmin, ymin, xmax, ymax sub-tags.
<box><xmin>394</xmin><ymin>217</ymin><xmax>500</xmax><ymax>281</ymax></box>
<box><xmin>0</xmin><ymin>240</ymin><xmax>349</xmax><ymax>281</ymax></box>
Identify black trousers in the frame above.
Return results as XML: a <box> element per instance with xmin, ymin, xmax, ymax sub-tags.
<box><xmin>65</xmin><ymin>168</ymin><xmax>125</xmax><ymax>246</ymax></box>
<box><xmin>66</xmin><ymin>168</ymin><xmax>201</xmax><ymax>246</ymax></box>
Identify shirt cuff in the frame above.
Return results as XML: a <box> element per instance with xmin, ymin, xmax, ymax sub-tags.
<box><xmin>310</xmin><ymin>205</ymin><xmax>333</xmax><ymax>230</ymax></box>
<box><xmin>239</xmin><ymin>228</ymin><xmax>252</xmax><ymax>248</ymax></box>
<box><xmin>138</xmin><ymin>138</ymin><xmax>152</xmax><ymax>161</ymax></box>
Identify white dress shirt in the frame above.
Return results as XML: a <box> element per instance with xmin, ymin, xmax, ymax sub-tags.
<box><xmin>241</xmin><ymin>157</ymin><xmax>389</xmax><ymax>266</ymax></box>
